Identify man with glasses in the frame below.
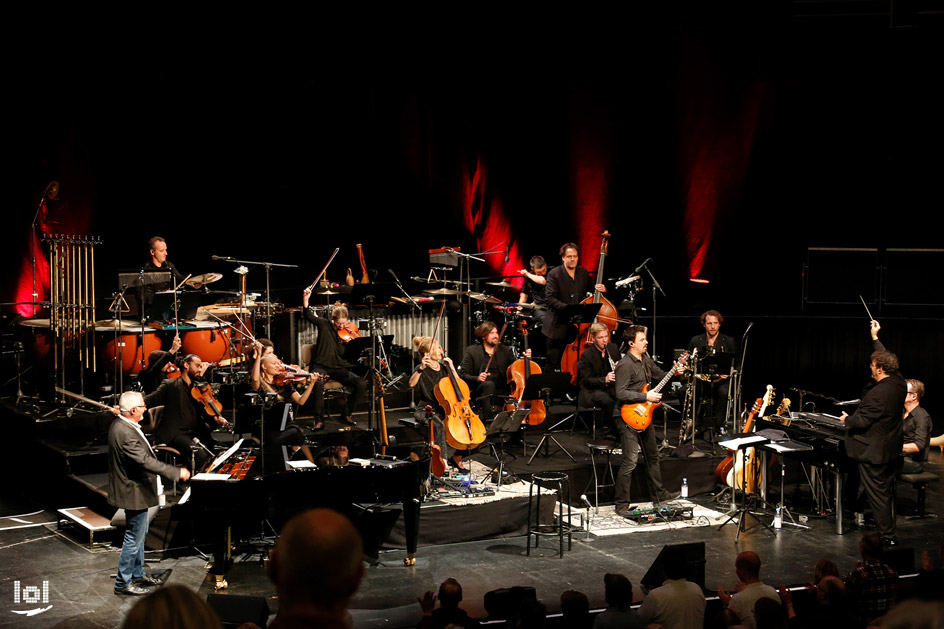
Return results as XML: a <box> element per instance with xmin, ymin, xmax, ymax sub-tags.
<box><xmin>108</xmin><ymin>391</ymin><xmax>190</xmax><ymax>595</ymax></box>
<box><xmin>901</xmin><ymin>379</ymin><xmax>932</xmax><ymax>474</ymax></box>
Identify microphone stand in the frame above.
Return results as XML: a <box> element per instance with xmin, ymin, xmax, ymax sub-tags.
<box><xmin>634</xmin><ymin>259</ymin><xmax>665</xmax><ymax>360</ymax></box>
<box><xmin>728</xmin><ymin>322</ymin><xmax>753</xmax><ymax>433</ymax></box>
<box><xmin>210</xmin><ymin>256</ymin><xmax>297</xmax><ymax>339</ymax></box>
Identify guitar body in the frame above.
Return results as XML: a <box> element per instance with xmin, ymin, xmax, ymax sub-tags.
<box><xmin>620</xmin><ymin>385</ymin><xmax>659</xmax><ymax>431</ymax></box>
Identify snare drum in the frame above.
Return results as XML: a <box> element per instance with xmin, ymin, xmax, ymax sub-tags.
<box><xmin>179</xmin><ymin>320</ymin><xmax>233</xmax><ymax>363</ymax></box>
<box><xmin>95</xmin><ymin>326</ymin><xmax>162</xmax><ymax>374</ymax></box>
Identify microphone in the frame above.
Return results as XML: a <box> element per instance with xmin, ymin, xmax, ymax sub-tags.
<box><xmin>505</xmin><ymin>242</ymin><xmax>510</xmax><ymax>263</ymax></box>
<box><xmin>580</xmin><ymin>494</ymin><xmax>593</xmax><ymax>509</ymax></box>
<box><xmin>633</xmin><ymin>258</ymin><xmax>652</xmax><ymax>274</ymax></box>
<box><xmin>211</xmin><ymin>255</ymin><xmax>234</xmax><ymax>261</ymax></box>
<box><xmin>388</xmin><ymin>269</ymin><xmax>402</xmax><ymax>285</ymax></box>
<box><xmin>191</xmin><ymin>437</ymin><xmax>214</xmax><ymax>456</ymax></box>
<box><xmin>614</xmin><ymin>275</ymin><xmax>640</xmax><ymax>288</ymax></box>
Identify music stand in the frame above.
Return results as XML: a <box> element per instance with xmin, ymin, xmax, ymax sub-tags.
<box><xmin>348</xmin><ymin>283</ymin><xmax>394</xmax><ymax>442</ymax></box>
<box><xmin>486</xmin><ymin>408</ymin><xmax>530</xmax><ymax>488</ymax></box>
<box><xmin>559</xmin><ymin>303</ymin><xmax>603</xmax><ymax>329</ymax></box>
<box><xmin>695</xmin><ymin>351</ymin><xmax>735</xmax><ymax>450</ymax></box>
<box><xmin>523</xmin><ymin>372</ymin><xmax>576</xmax><ymax>464</ymax></box>
<box><xmin>716</xmin><ymin>433</ymin><xmax>774</xmax><ymax>541</ymax></box>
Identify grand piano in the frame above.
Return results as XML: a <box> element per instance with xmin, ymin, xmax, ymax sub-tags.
<box><xmin>186</xmin><ymin>443</ymin><xmax>429</xmax><ymax>587</ymax></box>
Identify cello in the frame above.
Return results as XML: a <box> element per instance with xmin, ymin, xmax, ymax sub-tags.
<box><xmin>426</xmin><ymin>404</ymin><xmax>447</xmax><ymax>477</ymax></box>
<box><xmin>505</xmin><ymin>320</ymin><xmax>546</xmax><ymax>425</ymax></box>
<box><xmin>436</xmin><ymin>364</ymin><xmax>487</xmax><ymax>451</ymax></box>
<box><xmin>561</xmin><ymin>231</ymin><xmax>620</xmax><ymax>385</ymax></box>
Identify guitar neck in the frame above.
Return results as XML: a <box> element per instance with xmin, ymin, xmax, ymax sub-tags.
<box><xmin>650</xmin><ymin>363</ymin><xmax>679</xmax><ymax>395</ymax></box>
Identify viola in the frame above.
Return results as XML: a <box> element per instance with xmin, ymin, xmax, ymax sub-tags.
<box><xmin>190</xmin><ymin>380</ymin><xmax>232</xmax><ymax>432</ymax></box>
<box><xmin>426</xmin><ymin>404</ymin><xmax>447</xmax><ymax>477</ymax></box>
<box><xmin>561</xmin><ymin>230</ymin><xmax>621</xmax><ymax>385</ymax></box>
<box><xmin>337</xmin><ymin>322</ymin><xmax>361</xmax><ymax>343</ymax></box>
<box><xmin>434</xmin><ymin>363</ymin><xmax>487</xmax><ymax>451</ymax></box>
<box><xmin>505</xmin><ymin>320</ymin><xmax>546</xmax><ymax>425</ymax></box>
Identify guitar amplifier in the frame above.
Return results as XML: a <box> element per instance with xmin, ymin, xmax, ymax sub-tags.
<box><xmin>624</xmin><ymin>504</ymin><xmax>694</xmax><ymax>524</ymax></box>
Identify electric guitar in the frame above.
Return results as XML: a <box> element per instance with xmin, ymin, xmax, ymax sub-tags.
<box><xmin>620</xmin><ymin>352</ymin><xmax>689</xmax><ymax>431</ymax></box>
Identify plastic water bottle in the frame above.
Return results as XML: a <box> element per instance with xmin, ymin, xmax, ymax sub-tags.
<box><xmin>774</xmin><ymin>507</ymin><xmax>782</xmax><ymax>530</ymax></box>
<box><xmin>681</xmin><ymin>478</ymin><xmax>689</xmax><ymax>499</ymax></box>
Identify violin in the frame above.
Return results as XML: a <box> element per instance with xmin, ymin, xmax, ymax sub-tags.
<box><xmin>505</xmin><ymin>320</ymin><xmax>546</xmax><ymax>425</ymax></box>
<box><xmin>272</xmin><ymin>364</ymin><xmax>320</xmax><ymax>387</ymax></box>
<box><xmin>337</xmin><ymin>321</ymin><xmax>361</xmax><ymax>343</ymax></box>
<box><xmin>165</xmin><ymin>364</ymin><xmax>181</xmax><ymax>379</ymax></box>
<box><xmin>190</xmin><ymin>380</ymin><xmax>232</xmax><ymax>432</ymax></box>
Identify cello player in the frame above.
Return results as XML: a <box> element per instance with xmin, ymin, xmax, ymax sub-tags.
<box><xmin>409</xmin><ymin>336</ymin><xmax>467</xmax><ymax>472</ymax></box>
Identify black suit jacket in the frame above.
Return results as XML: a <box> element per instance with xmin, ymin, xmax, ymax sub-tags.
<box><xmin>542</xmin><ymin>264</ymin><xmax>592</xmax><ymax>340</ymax></box>
<box><xmin>845</xmin><ymin>374</ymin><xmax>907</xmax><ymax>465</ymax></box>
<box><xmin>108</xmin><ymin>417</ymin><xmax>181</xmax><ymax>510</ymax></box>
<box><xmin>577</xmin><ymin>342</ymin><xmax>621</xmax><ymax>391</ymax></box>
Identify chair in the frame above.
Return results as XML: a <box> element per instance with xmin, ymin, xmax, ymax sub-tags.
<box><xmin>584</xmin><ymin>440</ymin><xmax>618</xmax><ymax>512</ymax></box>
<box><xmin>301</xmin><ymin>343</ymin><xmax>348</xmax><ymax>420</ymax></box>
<box><xmin>897</xmin><ymin>471</ymin><xmax>939</xmax><ymax>519</ymax></box>
<box><xmin>141</xmin><ymin>405</ymin><xmax>185</xmax><ymax>494</ymax></box>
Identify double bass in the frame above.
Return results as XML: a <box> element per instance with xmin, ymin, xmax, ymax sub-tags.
<box><xmin>561</xmin><ymin>231</ymin><xmax>620</xmax><ymax>385</ymax></box>
<box><xmin>505</xmin><ymin>320</ymin><xmax>546</xmax><ymax>425</ymax></box>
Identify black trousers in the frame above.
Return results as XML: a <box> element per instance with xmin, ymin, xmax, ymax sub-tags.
<box><xmin>852</xmin><ymin>459</ymin><xmax>898</xmax><ymax>538</ymax></box>
<box><xmin>614</xmin><ymin>420</ymin><xmax>669</xmax><ymax>510</ymax></box>
<box><xmin>311</xmin><ymin>364</ymin><xmax>366</xmax><ymax>419</ymax></box>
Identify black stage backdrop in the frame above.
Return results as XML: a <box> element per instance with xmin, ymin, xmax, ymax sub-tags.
<box><xmin>4</xmin><ymin>9</ymin><xmax>943</xmax><ymax>425</ymax></box>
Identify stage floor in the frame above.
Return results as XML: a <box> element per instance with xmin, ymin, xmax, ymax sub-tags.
<box><xmin>1</xmin><ymin>446</ymin><xmax>942</xmax><ymax>628</ymax></box>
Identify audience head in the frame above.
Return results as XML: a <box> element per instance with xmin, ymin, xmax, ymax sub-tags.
<box><xmin>559</xmin><ymin>590</ymin><xmax>590</xmax><ymax>624</ymax></box>
<box><xmin>817</xmin><ymin>576</ymin><xmax>845</xmax><ymax>606</ymax></box>
<box><xmin>812</xmin><ymin>559</ymin><xmax>840</xmax><ymax>584</ymax></box>
<box><xmin>735</xmin><ymin>551</ymin><xmax>762</xmax><ymax>582</ymax></box>
<box><xmin>120</xmin><ymin>584</ymin><xmax>222</xmax><ymax>629</ymax></box>
<box><xmin>859</xmin><ymin>531</ymin><xmax>884</xmax><ymax>561</ymax></box>
<box><xmin>880</xmin><ymin>600</ymin><xmax>944</xmax><ymax>629</ymax></box>
<box><xmin>603</xmin><ymin>573</ymin><xmax>633</xmax><ymax>608</ymax></box>
<box><xmin>753</xmin><ymin>596</ymin><xmax>785</xmax><ymax>629</ymax></box>
<box><xmin>438</xmin><ymin>578</ymin><xmax>462</xmax><ymax>609</ymax></box>
<box><xmin>711</xmin><ymin>607</ymin><xmax>743</xmax><ymax>628</ymax></box>
<box><xmin>267</xmin><ymin>508</ymin><xmax>364</xmax><ymax>613</ymax></box>
<box><xmin>515</xmin><ymin>599</ymin><xmax>547</xmax><ymax>629</ymax></box>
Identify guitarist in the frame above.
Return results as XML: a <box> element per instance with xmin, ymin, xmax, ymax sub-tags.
<box><xmin>614</xmin><ymin>325</ymin><xmax>680</xmax><ymax>517</ymax></box>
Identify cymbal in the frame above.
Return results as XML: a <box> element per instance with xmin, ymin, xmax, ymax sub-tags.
<box><xmin>185</xmin><ymin>273</ymin><xmax>223</xmax><ymax>287</ymax></box>
<box><xmin>485</xmin><ymin>280</ymin><xmax>519</xmax><ymax>290</ymax></box>
<box><xmin>317</xmin><ymin>289</ymin><xmax>340</xmax><ymax>295</ymax></box>
<box><xmin>423</xmin><ymin>288</ymin><xmax>460</xmax><ymax>296</ymax></box>
<box><xmin>468</xmin><ymin>292</ymin><xmax>502</xmax><ymax>304</ymax></box>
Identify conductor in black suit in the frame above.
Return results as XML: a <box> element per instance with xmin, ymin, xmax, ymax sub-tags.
<box><xmin>840</xmin><ymin>320</ymin><xmax>907</xmax><ymax>546</ymax></box>
<box><xmin>577</xmin><ymin>322</ymin><xmax>621</xmax><ymax>424</ymax></box>
<box><xmin>108</xmin><ymin>391</ymin><xmax>190</xmax><ymax>595</ymax></box>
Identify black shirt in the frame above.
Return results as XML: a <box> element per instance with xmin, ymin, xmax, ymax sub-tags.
<box><xmin>520</xmin><ymin>274</ymin><xmax>548</xmax><ymax>306</ymax></box>
<box><xmin>459</xmin><ymin>343</ymin><xmax>516</xmax><ymax>388</ymax></box>
<box><xmin>903</xmin><ymin>406</ymin><xmax>932</xmax><ymax>462</ymax></box>
<box><xmin>303</xmin><ymin>309</ymin><xmax>347</xmax><ymax>370</ymax></box>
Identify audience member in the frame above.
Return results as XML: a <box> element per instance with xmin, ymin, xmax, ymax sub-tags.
<box><xmin>753</xmin><ymin>597</ymin><xmax>786</xmax><ymax>629</ymax></box>
<box><xmin>266</xmin><ymin>508</ymin><xmax>365</xmax><ymax>629</ymax></box>
<box><xmin>515</xmin><ymin>599</ymin><xmax>547</xmax><ymax>629</ymax></box>
<box><xmin>844</xmin><ymin>531</ymin><xmax>898</xmax><ymax>621</ymax></box>
<box><xmin>559</xmin><ymin>590</ymin><xmax>592</xmax><ymax>629</ymax></box>
<box><xmin>718</xmin><ymin>551</ymin><xmax>780</xmax><ymax>629</ymax></box>
<box><xmin>638</xmin><ymin>546</ymin><xmax>706</xmax><ymax>628</ymax></box>
<box><xmin>779</xmin><ymin>577</ymin><xmax>864</xmax><ymax>629</ymax></box>
<box><xmin>917</xmin><ymin>537</ymin><xmax>944</xmax><ymax>601</ymax></box>
<box><xmin>709</xmin><ymin>608</ymin><xmax>744</xmax><ymax>628</ymax></box>
<box><xmin>878</xmin><ymin>600</ymin><xmax>944</xmax><ymax>629</ymax></box>
<box><xmin>811</xmin><ymin>560</ymin><xmax>840</xmax><ymax>585</ymax></box>
<box><xmin>416</xmin><ymin>578</ymin><xmax>481</xmax><ymax>628</ymax></box>
<box><xmin>592</xmin><ymin>573</ymin><xmax>644</xmax><ymax>629</ymax></box>
<box><xmin>120</xmin><ymin>584</ymin><xmax>222</xmax><ymax>629</ymax></box>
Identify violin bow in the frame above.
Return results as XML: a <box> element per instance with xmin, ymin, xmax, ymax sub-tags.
<box><xmin>307</xmin><ymin>248</ymin><xmax>340</xmax><ymax>292</ymax></box>
<box><xmin>482</xmin><ymin>321</ymin><xmax>509</xmax><ymax>374</ymax></box>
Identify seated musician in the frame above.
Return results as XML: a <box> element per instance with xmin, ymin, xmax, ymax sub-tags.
<box><xmin>459</xmin><ymin>321</ymin><xmax>523</xmax><ymax>420</ymax></box>
<box><xmin>144</xmin><ymin>353</ymin><xmax>228</xmax><ymax>470</ymax></box>
<box><xmin>577</xmin><ymin>323</ymin><xmax>621</xmax><ymax>429</ymax></box>
<box><xmin>686</xmin><ymin>310</ymin><xmax>738</xmax><ymax>435</ymax></box>
<box><xmin>518</xmin><ymin>255</ymin><xmax>549</xmax><ymax>307</ymax></box>
<box><xmin>137</xmin><ymin>334</ymin><xmax>182</xmax><ymax>395</ymax></box>
<box><xmin>409</xmin><ymin>336</ymin><xmax>467</xmax><ymax>472</ymax></box>
<box><xmin>901</xmin><ymin>379</ymin><xmax>932</xmax><ymax>474</ymax></box>
<box><xmin>251</xmin><ymin>349</ymin><xmax>321</xmax><ymax>466</ymax></box>
<box><xmin>301</xmin><ymin>288</ymin><xmax>367</xmax><ymax>426</ymax></box>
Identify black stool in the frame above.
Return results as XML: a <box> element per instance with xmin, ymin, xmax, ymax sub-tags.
<box><xmin>584</xmin><ymin>440</ymin><xmax>617</xmax><ymax>512</ymax></box>
<box><xmin>897</xmin><ymin>471</ymin><xmax>939</xmax><ymax>519</ymax></box>
<box><xmin>527</xmin><ymin>471</ymin><xmax>573</xmax><ymax>558</ymax></box>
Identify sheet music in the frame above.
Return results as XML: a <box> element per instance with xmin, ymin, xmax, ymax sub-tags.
<box><xmin>719</xmin><ymin>434</ymin><xmax>767</xmax><ymax>450</ymax></box>
<box><xmin>206</xmin><ymin>438</ymin><xmax>245</xmax><ymax>473</ymax></box>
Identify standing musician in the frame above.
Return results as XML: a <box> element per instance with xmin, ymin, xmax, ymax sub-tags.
<box><xmin>542</xmin><ymin>243</ymin><xmax>606</xmax><ymax>371</ymax></box>
<box><xmin>459</xmin><ymin>321</ymin><xmax>525</xmax><ymax>420</ymax></box>
<box><xmin>518</xmin><ymin>256</ymin><xmax>549</xmax><ymax>307</ymax></box>
<box><xmin>137</xmin><ymin>334</ymin><xmax>182</xmax><ymax>395</ymax></box>
<box><xmin>577</xmin><ymin>323</ymin><xmax>621</xmax><ymax>427</ymax></box>
<box><xmin>143</xmin><ymin>236</ymin><xmax>185</xmax><ymax>284</ymax></box>
<box><xmin>251</xmin><ymin>348</ymin><xmax>322</xmax><ymax>467</ymax></box>
<box><xmin>409</xmin><ymin>336</ymin><xmax>467</xmax><ymax>471</ymax></box>
<box><xmin>301</xmin><ymin>288</ymin><xmax>366</xmax><ymax>426</ymax></box>
<box><xmin>613</xmin><ymin>325</ymin><xmax>679</xmax><ymax>517</ymax></box>
<box><xmin>108</xmin><ymin>391</ymin><xmax>190</xmax><ymax>595</ymax></box>
<box><xmin>686</xmin><ymin>310</ymin><xmax>738</xmax><ymax>433</ymax></box>
<box><xmin>840</xmin><ymin>320</ymin><xmax>907</xmax><ymax>546</ymax></box>
<box><xmin>144</xmin><ymin>353</ymin><xmax>227</xmax><ymax>470</ymax></box>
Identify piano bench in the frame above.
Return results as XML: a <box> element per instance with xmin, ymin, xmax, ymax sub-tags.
<box><xmin>897</xmin><ymin>471</ymin><xmax>939</xmax><ymax>519</ymax></box>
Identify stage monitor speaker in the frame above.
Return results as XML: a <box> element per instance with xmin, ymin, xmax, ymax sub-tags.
<box><xmin>640</xmin><ymin>542</ymin><xmax>706</xmax><ymax>593</ymax></box>
<box><xmin>206</xmin><ymin>593</ymin><xmax>270</xmax><ymax>629</ymax></box>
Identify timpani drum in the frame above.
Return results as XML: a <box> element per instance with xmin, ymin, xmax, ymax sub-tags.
<box><xmin>18</xmin><ymin>318</ymin><xmax>54</xmax><ymax>369</ymax></box>
<box><xmin>95</xmin><ymin>325</ymin><xmax>162</xmax><ymax>375</ymax></box>
<box><xmin>179</xmin><ymin>320</ymin><xmax>234</xmax><ymax>363</ymax></box>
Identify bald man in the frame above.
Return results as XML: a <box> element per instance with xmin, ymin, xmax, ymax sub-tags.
<box><xmin>267</xmin><ymin>508</ymin><xmax>365</xmax><ymax>629</ymax></box>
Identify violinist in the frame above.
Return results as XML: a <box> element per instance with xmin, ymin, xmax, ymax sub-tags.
<box><xmin>576</xmin><ymin>323</ymin><xmax>621</xmax><ymax>427</ymax></box>
<box><xmin>144</xmin><ymin>353</ymin><xmax>228</xmax><ymax>470</ymax></box>
<box><xmin>252</xmin><ymin>352</ymin><xmax>322</xmax><ymax>466</ymax></box>
<box><xmin>251</xmin><ymin>340</ymin><xmax>326</xmax><ymax>430</ymax></box>
<box><xmin>137</xmin><ymin>334</ymin><xmax>182</xmax><ymax>394</ymax></box>
<box><xmin>301</xmin><ymin>289</ymin><xmax>366</xmax><ymax>426</ymax></box>
<box><xmin>409</xmin><ymin>336</ymin><xmax>467</xmax><ymax>471</ymax></box>
<box><xmin>459</xmin><ymin>321</ymin><xmax>524</xmax><ymax>420</ymax></box>
<box><xmin>542</xmin><ymin>243</ymin><xmax>606</xmax><ymax>371</ymax></box>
